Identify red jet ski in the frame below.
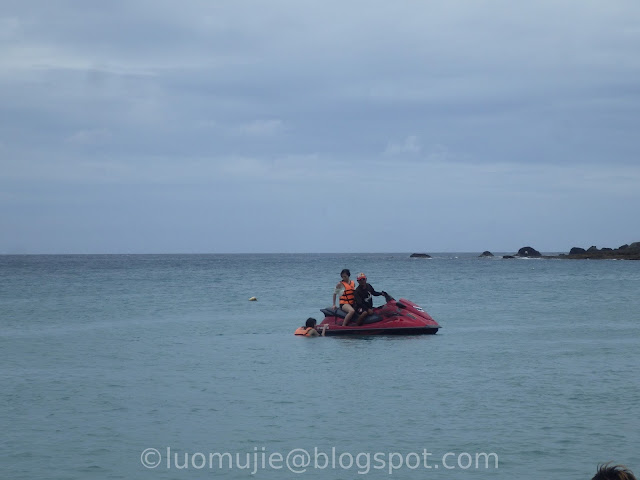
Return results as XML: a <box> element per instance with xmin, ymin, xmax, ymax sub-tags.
<box><xmin>317</xmin><ymin>294</ymin><xmax>440</xmax><ymax>336</ymax></box>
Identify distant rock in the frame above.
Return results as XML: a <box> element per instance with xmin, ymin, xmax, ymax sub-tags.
<box><xmin>479</xmin><ymin>251</ymin><xmax>494</xmax><ymax>257</ymax></box>
<box><xmin>559</xmin><ymin>240</ymin><xmax>640</xmax><ymax>260</ymax></box>
<box><xmin>516</xmin><ymin>246</ymin><xmax>541</xmax><ymax>257</ymax></box>
<box><xmin>410</xmin><ymin>253</ymin><xmax>431</xmax><ymax>258</ymax></box>
<box><xmin>503</xmin><ymin>255</ymin><xmax>515</xmax><ymax>259</ymax></box>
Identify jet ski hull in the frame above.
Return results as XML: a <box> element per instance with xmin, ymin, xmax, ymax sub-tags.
<box><xmin>321</xmin><ymin>326</ymin><xmax>439</xmax><ymax>336</ymax></box>
<box><xmin>317</xmin><ymin>298</ymin><xmax>440</xmax><ymax>336</ymax></box>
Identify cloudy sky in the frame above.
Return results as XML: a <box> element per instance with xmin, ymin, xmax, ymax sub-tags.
<box><xmin>1</xmin><ymin>0</ymin><xmax>639</xmax><ymax>253</ymax></box>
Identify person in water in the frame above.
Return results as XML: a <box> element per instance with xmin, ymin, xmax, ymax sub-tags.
<box><xmin>591</xmin><ymin>463</ymin><xmax>637</xmax><ymax>480</ymax></box>
<box><xmin>332</xmin><ymin>269</ymin><xmax>356</xmax><ymax>326</ymax></box>
<box><xmin>354</xmin><ymin>273</ymin><xmax>386</xmax><ymax>326</ymax></box>
<box><xmin>294</xmin><ymin>318</ymin><xmax>320</xmax><ymax>337</ymax></box>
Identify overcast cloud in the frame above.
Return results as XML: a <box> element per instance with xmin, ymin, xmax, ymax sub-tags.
<box><xmin>1</xmin><ymin>0</ymin><xmax>639</xmax><ymax>253</ymax></box>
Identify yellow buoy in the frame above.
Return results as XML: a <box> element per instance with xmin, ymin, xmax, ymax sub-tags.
<box><xmin>248</xmin><ymin>297</ymin><xmax>257</xmax><ymax>301</ymax></box>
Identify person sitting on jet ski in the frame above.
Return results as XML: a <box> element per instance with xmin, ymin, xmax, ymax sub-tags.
<box><xmin>332</xmin><ymin>269</ymin><xmax>356</xmax><ymax>326</ymax></box>
<box><xmin>294</xmin><ymin>318</ymin><xmax>320</xmax><ymax>337</ymax></box>
<box><xmin>354</xmin><ymin>273</ymin><xmax>387</xmax><ymax>326</ymax></box>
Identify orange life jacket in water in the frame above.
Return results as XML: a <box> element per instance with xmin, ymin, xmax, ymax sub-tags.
<box><xmin>294</xmin><ymin>327</ymin><xmax>314</xmax><ymax>336</ymax></box>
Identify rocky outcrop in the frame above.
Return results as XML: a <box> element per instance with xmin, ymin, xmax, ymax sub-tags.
<box><xmin>410</xmin><ymin>253</ymin><xmax>431</xmax><ymax>258</ymax></box>
<box><xmin>516</xmin><ymin>246</ymin><xmax>541</xmax><ymax>257</ymax></box>
<box><xmin>558</xmin><ymin>241</ymin><xmax>640</xmax><ymax>260</ymax></box>
<box><xmin>468</xmin><ymin>242</ymin><xmax>640</xmax><ymax>260</ymax></box>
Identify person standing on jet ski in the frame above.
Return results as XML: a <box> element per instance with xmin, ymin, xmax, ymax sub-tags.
<box><xmin>354</xmin><ymin>273</ymin><xmax>386</xmax><ymax>326</ymax></box>
<box><xmin>332</xmin><ymin>269</ymin><xmax>356</xmax><ymax>326</ymax></box>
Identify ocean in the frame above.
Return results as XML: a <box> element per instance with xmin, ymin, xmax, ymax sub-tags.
<box><xmin>1</xmin><ymin>253</ymin><xmax>639</xmax><ymax>479</ymax></box>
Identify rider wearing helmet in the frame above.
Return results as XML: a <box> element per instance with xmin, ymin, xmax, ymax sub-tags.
<box><xmin>354</xmin><ymin>273</ymin><xmax>386</xmax><ymax>326</ymax></box>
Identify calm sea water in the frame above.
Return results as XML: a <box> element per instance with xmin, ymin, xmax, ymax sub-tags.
<box><xmin>1</xmin><ymin>254</ymin><xmax>639</xmax><ymax>479</ymax></box>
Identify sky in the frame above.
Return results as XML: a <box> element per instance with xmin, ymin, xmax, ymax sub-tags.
<box><xmin>1</xmin><ymin>0</ymin><xmax>639</xmax><ymax>253</ymax></box>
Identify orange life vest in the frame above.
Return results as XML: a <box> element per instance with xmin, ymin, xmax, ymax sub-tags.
<box><xmin>294</xmin><ymin>327</ymin><xmax>313</xmax><ymax>336</ymax></box>
<box><xmin>339</xmin><ymin>280</ymin><xmax>355</xmax><ymax>305</ymax></box>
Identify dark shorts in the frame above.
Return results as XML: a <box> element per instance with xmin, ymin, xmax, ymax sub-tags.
<box><xmin>357</xmin><ymin>306</ymin><xmax>373</xmax><ymax>314</ymax></box>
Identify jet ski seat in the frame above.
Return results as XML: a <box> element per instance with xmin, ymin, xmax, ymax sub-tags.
<box><xmin>320</xmin><ymin>308</ymin><xmax>384</xmax><ymax>324</ymax></box>
<box><xmin>321</xmin><ymin>307</ymin><xmax>347</xmax><ymax>318</ymax></box>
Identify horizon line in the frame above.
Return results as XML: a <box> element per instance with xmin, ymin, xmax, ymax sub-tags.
<box><xmin>0</xmin><ymin>250</ymin><xmax>573</xmax><ymax>256</ymax></box>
